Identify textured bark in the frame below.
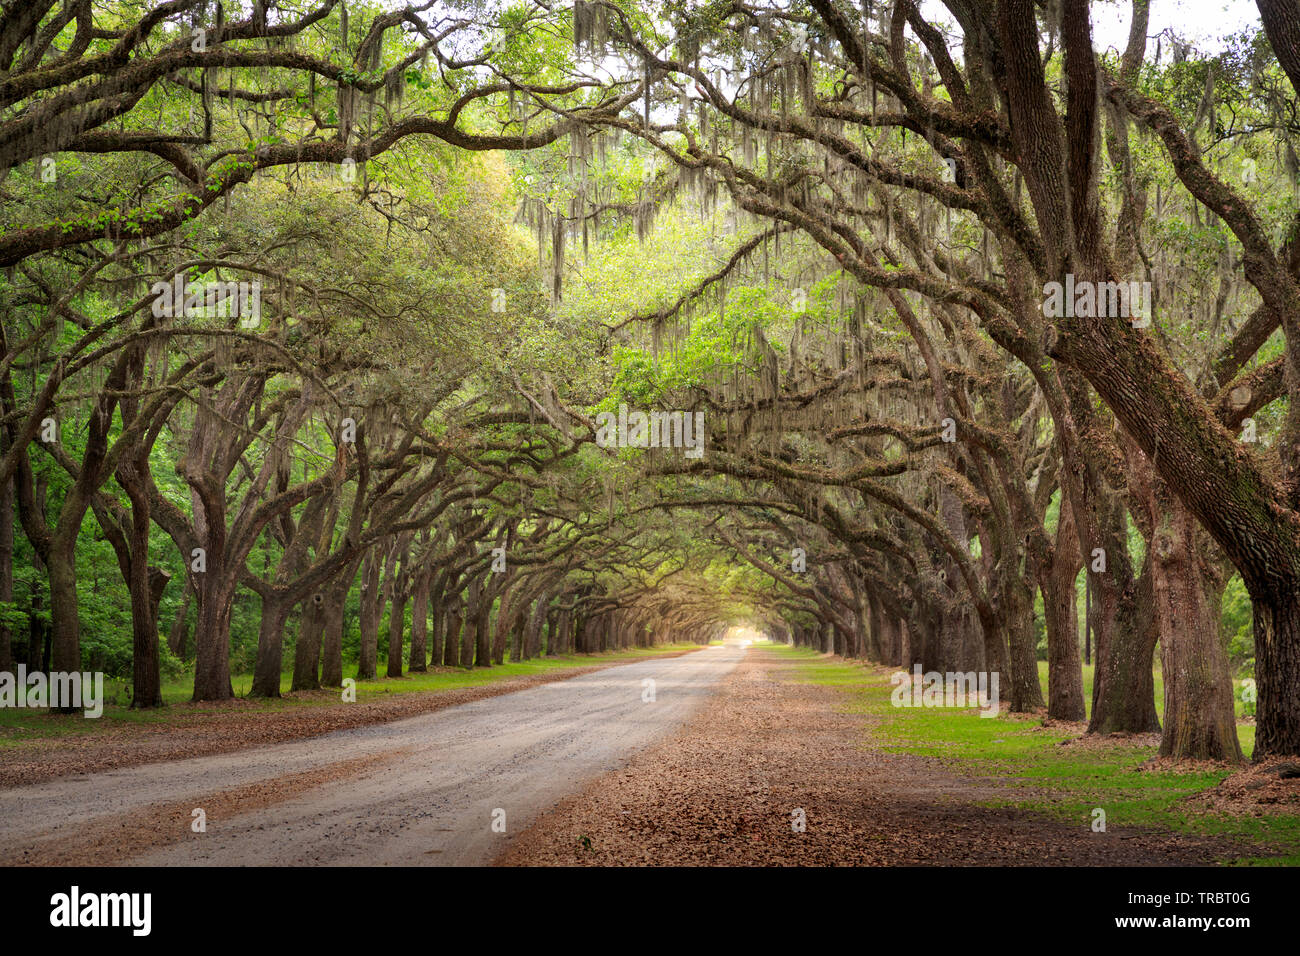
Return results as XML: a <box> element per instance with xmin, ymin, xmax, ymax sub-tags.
<box><xmin>320</xmin><ymin>562</ymin><xmax>358</xmax><ymax>688</ymax></box>
<box><xmin>1041</xmin><ymin>498</ymin><xmax>1086</xmax><ymax>721</ymax></box>
<box><xmin>250</xmin><ymin>596</ymin><xmax>291</xmax><ymax>698</ymax></box>
<box><xmin>26</xmin><ymin>562</ymin><xmax>46</xmax><ymax>672</ymax></box>
<box><xmin>443</xmin><ymin>593</ymin><xmax>464</xmax><ymax>667</ymax></box>
<box><xmin>1019</xmin><ymin>0</ymin><xmax>1300</xmax><ymax>753</ymax></box>
<box><xmin>1253</xmin><ymin>590</ymin><xmax>1300</xmax><ymax>757</ymax></box>
<box><xmin>870</xmin><ymin>594</ymin><xmax>905</xmax><ymax>666</ymax></box>
<box><xmin>191</xmin><ymin>574</ymin><xmax>235</xmax><ymax>701</ymax></box>
<box><xmin>187</xmin><ymin>478</ymin><xmax>235</xmax><ymax>702</ymax></box>
<box><xmin>544</xmin><ymin>608</ymin><xmax>557</xmax><ymax>655</ymax></box>
<box><xmin>1088</xmin><ymin>560</ymin><xmax>1160</xmax><ymax>735</ymax></box>
<box><xmin>44</xmin><ymin>541</ymin><xmax>82</xmax><ymax>710</ymax></box>
<box><xmin>427</xmin><ymin>572</ymin><xmax>448</xmax><ymax>668</ymax></box>
<box><xmin>1001</xmin><ymin>571</ymin><xmax>1044</xmax><ymax>712</ymax></box>
<box><xmin>386</xmin><ymin>539</ymin><xmax>411</xmax><ymax>678</ymax></box>
<box><xmin>555</xmin><ymin>605</ymin><xmax>573</xmax><ymax>654</ymax></box>
<box><xmin>491</xmin><ymin>581</ymin><xmax>516</xmax><ymax>665</ymax></box>
<box><xmin>356</xmin><ymin>551</ymin><xmax>381</xmax><ymax>680</ymax></box>
<box><xmin>291</xmin><ymin>593</ymin><xmax>327</xmax><ymax>691</ymax></box>
<box><xmin>128</xmin><ymin>566</ymin><xmax>169</xmax><ymax>709</ymax></box>
<box><xmin>468</xmin><ymin>575</ymin><xmax>491</xmax><ymax>667</ymax></box>
<box><xmin>387</xmin><ymin>581</ymin><xmax>408</xmax><ymax>678</ymax></box>
<box><xmin>166</xmin><ymin>581</ymin><xmax>193</xmax><ymax>659</ymax></box>
<box><xmin>1125</xmin><ymin>445</ymin><xmax>1240</xmax><ymax>760</ymax></box>
<box><xmin>1085</xmin><ymin>489</ymin><xmax>1159</xmax><ymax>735</ymax></box>
<box><xmin>1152</xmin><ymin>498</ymin><xmax>1242</xmax><ymax>762</ymax></box>
<box><xmin>0</xmin><ymin>470</ymin><xmax>11</xmax><ymax>675</ymax></box>
<box><xmin>1257</xmin><ymin>0</ymin><xmax>1300</xmax><ymax>101</ymax></box>
<box><xmin>461</xmin><ymin>591</ymin><xmax>478</xmax><ymax>666</ymax></box>
<box><xmin>408</xmin><ymin>570</ymin><xmax>431</xmax><ymax>672</ymax></box>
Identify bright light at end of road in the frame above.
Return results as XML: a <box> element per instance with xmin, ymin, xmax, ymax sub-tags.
<box><xmin>722</xmin><ymin>626</ymin><xmax>763</xmax><ymax>648</ymax></box>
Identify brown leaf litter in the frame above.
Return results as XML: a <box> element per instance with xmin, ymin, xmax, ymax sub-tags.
<box><xmin>497</xmin><ymin>649</ymin><xmax>1264</xmax><ymax>866</ymax></box>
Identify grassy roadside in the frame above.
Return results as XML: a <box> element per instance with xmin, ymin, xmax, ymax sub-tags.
<box><xmin>1033</xmin><ymin>660</ymin><xmax>1257</xmax><ymax>755</ymax></box>
<box><xmin>761</xmin><ymin>642</ymin><xmax>1300</xmax><ymax>866</ymax></box>
<box><xmin>0</xmin><ymin>643</ymin><xmax>705</xmax><ymax>744</ymax></box>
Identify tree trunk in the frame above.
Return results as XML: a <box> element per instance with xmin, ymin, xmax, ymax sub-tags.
<box><xmin>491</xmin><ymin>583</ymin><xmax>514</xmax><ymax>665</ymax></box>
<box><xmin>1253</xmin><ymin>589</ymin><xmax>1300</xmax><ymax>758</ymax></box>
<box><xmin>1153</xmin><ymin>499</ymin><xmax>1242</xmax><ymax>762</ymax></box>
<box><xmin>1001</xmin><ymin>571</ymin><xmax>1044</xmax><ymax>712</ymax></box>
<box><xmin>442</xmin><ymin>593</ymin><xmax>464</xmax><ymax>667</ymax></box>
<box><xmin>356</xmin><ymin>551</ymin><xmax>381</xmax><ymax>680</ymax></box>
<box><xmin>26</xmin><ymin>574</ymin><xmax>46</xmax><ymax>673</ymax></box>
<box><xmin>0</xmin><ymin>471</ymin><xmax>12</xmax><ymax>675</ymax></box>
<box><xmin>45</xmin><ymin>537</ymin><xmax>82</xmax><ymax>709</ymax></box>
<box><xmin>460</xmin><ymin>598</ymin><xmax>475</xmax><ymax>665</ymax></box>
<box><xmin>462</xmin><ymin>577</ymin><xmax>481</xmax><ymax>665</ymax></box>
<box><xmin>1084</xmin><ymin>488</ymin><xmax>1159</xmax><ymax>735</ymax></box>
<box><xmin>428</xmin><ymin>575</ymin><xmax>448</xmax><ymax>668</ymax></box>
<box><xmin>320</xmin><ymin>600</ymin><xmax>345</xmax><ymax>688</ymax></box>
<box><xmin>167</xmin><ymin>581</ymin><xmax>193</xmax><ymax>659</ymax></box>
<box><xmin>472</xmin><ymin>579</ymin><xmax>492</xmax><ymax>667</ymax></box>
<box><xmin>885</xmin><ymin>614</ymin><xmax>903</xmax><ymax>665</ymax></box>
<box><xmin>510</xmin><ymin>606</ymin><xmax>524</xmax><ymax>662</ymax></box>
<box><xmin>1087</xmin><ymin>560</ymin><xmax>1160</xmax><ymax>735</ymax></box>
<box><xmin>408</xmin><ymin>571</ymin><xmax>430</xmax><ymax>672</ymax></box>
<box><xmin>321</xmin><ymin>560</ymin><xmax>359</xmax><ymax>688</ymax></box>
<box><xmin>523</xmin><ymin>592</ymin><xmax>549</xmax><ymax>659</ymax></box>
<box><xmin>291</xmin><ymin>593</ymin><xmax>327</xmax><ymax>691</ymax></box>
<box><xmin>191</xmin><ymin>573</ymin><xmax>235</xmax><ymax>701</ymax></box>
<box><xmin>861</xmin><ymin>588</ymin><xmax>883</xmax><ymax>662</ymax></box>
<box><xmin>387</xmin><ymin>584</ymin><xmax>407</xmax><ymax>678</ymax></box>
<box><xmin>384</xmin><ymin>587</ymin><xmax>405</xmax><ymax>676</ymax></box>
<box><xmin>127</xmin><ymin>565</ymin><xmax>169</xmax><ymax>709</ymax></box>
<box><xmin>1041</xmin><ymin>500</ymin><xmax>1086</xmax><ymax>721</ymax></box>
<box><xmin>555</xmin><ymin>605</ymin><xmax>572</xmax><ymax>655</ymax></box>
<box><xmin>383</xmin><ymin>538</ymin><xmax>411</xmax><ymax>678</ymax></box>
<box><xmin>964</xmin><ymin>606</ymin><xmax>991</xmax><ymax>674</ymax></box>
<box><xmin>250</xmin><ymin>595</ymin><xmax>291</xmax><ymax>697</ymax></box>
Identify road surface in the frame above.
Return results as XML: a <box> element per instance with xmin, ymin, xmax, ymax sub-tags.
<box><xmin>0</xmin><ymin>645</ymin><xmax>744</xmax><ymax>866</ymax></box>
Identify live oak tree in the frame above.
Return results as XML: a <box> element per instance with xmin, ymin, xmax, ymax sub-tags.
<box><xmin>514</xmin><ymin>0</ymin><xmax>1298</xmax><ymax>759</ymax></box>
<box><xmin>3</xmin><ymin>0</ymin><xmax>1292</xmax><ymax>773</ymax></box>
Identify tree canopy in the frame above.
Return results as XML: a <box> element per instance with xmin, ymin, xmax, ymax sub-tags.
<box><xmin>2</xmin><ymin>0</ymin><xmax>1299</xmax><ymax>764</ymax></box>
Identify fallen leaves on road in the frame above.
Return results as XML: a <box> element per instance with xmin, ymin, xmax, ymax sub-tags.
<box><xmin>499</xmin><ymin>650</ymin><xmax>1255</xmax><ymax>866</ymax></box>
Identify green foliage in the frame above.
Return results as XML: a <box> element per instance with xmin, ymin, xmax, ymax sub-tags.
<box><xmin>1222</xmin><ymin>574</ymin><xmax>1255</xmax><ymax>676</ymax></box>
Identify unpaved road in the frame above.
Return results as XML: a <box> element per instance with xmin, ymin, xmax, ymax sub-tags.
<box><xmin>501</xmin><ymin>648</ymin><xmax>1264</xmax><ymax>866</ymax></box>
<box><xmin>0</xmin><ymin>646</ymin><xmax>742</xmax><ymax>866</ymax></box>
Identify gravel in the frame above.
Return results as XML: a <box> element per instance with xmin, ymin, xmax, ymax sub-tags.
<box><xmin>498</xmin><ymin>648</ymin><xmax>1259</xmax><ymax>866</ymax></box>
<box><xmin>0</xmin><ymin>646</ymin><xmax>740</xmax><ymax>866</ymax></box>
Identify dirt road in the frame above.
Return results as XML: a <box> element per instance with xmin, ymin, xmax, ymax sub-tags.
<box><xmin>0</xmin><ymin>646</ymin><xmax>742</xmax><ymax>866</ymax></box>
<box><xmin>501</xmin><ymin>648</ymin><xmax>1260</xmax><ymax>866</ymax></box>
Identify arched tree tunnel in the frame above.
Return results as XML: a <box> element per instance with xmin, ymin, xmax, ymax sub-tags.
<box><xmin>1</xmin><ymin>0</ymin><xmax>1295</xmax><ymax>794</ymax></box>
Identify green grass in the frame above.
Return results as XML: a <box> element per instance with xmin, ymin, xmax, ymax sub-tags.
<box><xmin>0</xmin><ymin>643</ymin><xmax>705</xmax><ymax>742</ymax></box>
<box><xmin>1033</xmin><ymin>660</ymin><xmax>1257</xmax><ymax>722</ymax></box>
<box><xmin>762</xmin><ymin>644</ymin><xmax>1299</xmax><ymax>866</ymax></box>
